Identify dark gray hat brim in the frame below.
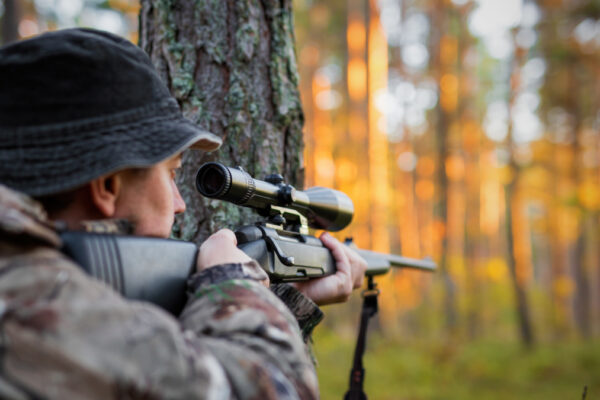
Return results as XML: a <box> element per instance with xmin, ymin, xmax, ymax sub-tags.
<box><xmin>1</xmin><ymin>99</ymin><xmax>222</xmax><ymax>197</ymax></box>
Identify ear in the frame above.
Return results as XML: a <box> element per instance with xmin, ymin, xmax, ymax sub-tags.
<box><xmin>89</xmin><ymin>174</ymin><xmax>122</xmax><ymax>218</ymax></box>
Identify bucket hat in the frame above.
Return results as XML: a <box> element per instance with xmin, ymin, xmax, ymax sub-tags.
<box><xmin>0</xmin><ymin>28</ymin><xmax>222</xmax><ymax>197</ymax></box>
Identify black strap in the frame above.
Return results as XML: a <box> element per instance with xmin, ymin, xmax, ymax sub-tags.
<box><xmin>344</xmin><ymin>277</ymin><xmax>379</xmax><ymax>400</ymax></box>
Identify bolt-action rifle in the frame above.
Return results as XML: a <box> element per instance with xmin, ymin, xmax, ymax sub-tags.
<box><xmin>61</xmin><ymin>162</ymin><xmax>435</xmax><ymax>315</ymax></box>
<box><xmin>61</xmin><ymin>162</ymin><xmax>436</xmax><ymax>400</ymax></box>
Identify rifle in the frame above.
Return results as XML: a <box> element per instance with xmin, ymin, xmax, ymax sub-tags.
<box><xmin>196</xmin><ymin>163</ymin><xmax>436</xmax><ymax>400</ymax></box>
<box><xmin>61</xmin><ymin>162</ymin><xmax>434</xmax><ymax>314</ymax></box>
<box><xmin>61</xmin><ymin>162</ymin><xmax>436</xmax><ymax>400</ymax></box>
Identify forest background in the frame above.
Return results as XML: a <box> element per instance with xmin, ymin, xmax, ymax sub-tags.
<box><xmin>2</xmin><ymin>0</ymin><xmax>599</xmax><ymax>398</ymax></box>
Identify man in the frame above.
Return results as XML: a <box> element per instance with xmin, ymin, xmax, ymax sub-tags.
<box><xmin>0</xmin><ymin>28</ymin><xmax>366</xmax><ymax>399</ymax></box>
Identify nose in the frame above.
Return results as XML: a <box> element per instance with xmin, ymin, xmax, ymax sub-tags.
<box><xmin>172</xmin><ymin>181</ymin><xmax>186</xmax><ymax>214</ymax></box>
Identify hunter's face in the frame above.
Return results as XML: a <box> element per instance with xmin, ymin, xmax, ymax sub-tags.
<box><xmin>113</xmin><ymin>154</ymin><xmax>185</xmax><ymax>238</ymax></box>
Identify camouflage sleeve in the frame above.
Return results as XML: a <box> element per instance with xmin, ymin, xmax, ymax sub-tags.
<box><xmin>270</xmin><ymin>283</ymin><xmax>323</xmax><ymax>343</ymax></box>
<box><xmin>0</xmin><ymin>250</ymin><xmax>319</xmax><ymax>400</ymax></box>
<box><xmin>181</xmin><ymin>261</ymin><xmax>319</xmax><ymax>399</ymax></box>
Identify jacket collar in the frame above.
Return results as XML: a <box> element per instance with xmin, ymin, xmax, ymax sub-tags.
<box><xmin>0</xmin><ymin>185</ymin><xmax>134</xmax><ymax>249</ymax></box>
<box><xmin>0</xmin><ymin>184</ymin><xmax>61</xmax><ymax>247</ymax></box>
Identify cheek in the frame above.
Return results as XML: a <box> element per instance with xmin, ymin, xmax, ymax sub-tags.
<box><xmin>158</xmin><ymin>178</ymin><xmax>175</xmax><ymax>215</ymax></box>
<box><xmin>139</xmin><ymin>181</ymin><xmax>176</xmax><ymax>237</ymax></box>
<box><xmin>171</xmin><ymin>180</ymin><xmax>186</xmax><ymax>213</ymax></box>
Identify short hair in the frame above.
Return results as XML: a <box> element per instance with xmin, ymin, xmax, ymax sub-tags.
<box><xmin>34</xmin><ymin>190</ymin><xmax>78</xmax><ymax>216</ymax></box>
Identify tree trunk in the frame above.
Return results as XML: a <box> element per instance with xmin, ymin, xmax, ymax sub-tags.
<box><xmin>505</xmin><ymin>39</ymin><xmax>535</xmax><ymax>347</ymax></box>
<box><xmin>505</xmin><ymin>177</ymin><xmax>535</xmax><ymax>346</ymax></box>
<box><xmin>431</xmin><ymin>0</ymin><xmax>458</xmax><ymax>337</ymax></box>
<box><xmin>1</xmin><ymin>0</ymin><xmax>20</xmax><ymax>45</ymax></box>
<box><xmin>139</xmin><ymin>0</ymin><xmax>304</xmax><ymax>243</ymax></box>
<box><xmin>573</xmin><ymin>215</ymin><xmax>591</xmax><ymax>337</ymax></box>
<box><xmin>568</xmin><ymin>69</ymin><xmax>591</xmax><ymax>339</ymax></box>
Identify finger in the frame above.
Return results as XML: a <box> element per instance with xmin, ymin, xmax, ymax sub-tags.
<box><xmin>209</xmin><ymin>228</ymin><xmax>238</xmax><ymax>245</ymax></box>
<box><xmin>319</xmin><ymin>232</ymin><xmax>353</xmax><ymax>295</ymax></box>
<box><xmin>320</xmin><ymin>232</ymin><xmax>350</xmax><ymax>273</ymax></box>
<box><xmin>197</xmin><ymin>229</ymin><xmax>251</xmax><ymax>270</ymax></box>
<box><xmin>260</xmin><ymin>277</ymin><xmax>270</xmax><ymax>288</ymax></box>
<box><xmin>200</xmin><ymin>229</ymin><xmax>237</xmax><ymax>252</ymax></box>
<box><xmin>345</xmin><ymin>248</ymin><xmax>367</xmax><ymax>289</ymax></box>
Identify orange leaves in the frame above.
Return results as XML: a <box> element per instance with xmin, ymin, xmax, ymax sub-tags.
<box><xmin>440</xmin><ymin>74</ymin><xmax>458</xmax><ymax>93</ymax></box>
<box><xmin>347</xmin><ymin>18</ymin><xmax>367</xmax><ymax>101</ymax></box>
<box><xmin>347</xmin><ymin>19</ymin><xmax>366</xmax><ymax>55</ymax></box>
<box><xmin>417</xmin><ymin>156</ymin><xmax>436</xmax><ymax>177</ymax></box>
<box><xmin>300</xmin><ymin>45</ymin><xmax>320</xmax><ymax>67</ymax></box>
<box><xmin>337</xmin><ymin>159</ymin><xmax>358</xmax><ymax>183</ymax></box>
<box><xmin>348</xmin><ymin>59</ymin><xmax>367</xmax><ymax>101</ymax></box>
<box><xmin>108</xmin><ymin>0</ymin><xmax>140</xmax><ymax>13</ymax></box>
<box><xmin>553</xmin><ymin>275</ymin><xmax>575</xmax><ymax>299</ymax></box>
<box><xmin>485</xmin><ymin>258</ymin><xmax>508</xmax><ymax>283</ymax></box>
<box><xmin>439</xmin><ymin>35</ymin><xmax>458</xmax><ymax>112</ymax></box>
<box><xmin>367</xmin><ymin>14</ymin><xmax>391</xmax><ymax>253</ymax></box>
<box><xmin>445</xmin><ymin>155</ymin><xmax>465</xmax><ymax>181</ymax></box>
<box><xmin>416</xmin><ymin>180</ymin><xmax>435</xmax><ymax>201</ymax></box>
<box><xmin>440</xmin><ymin>73</ymin><xmax>459</xmax><ymax>112</ymax></box>
<box><xmin>315</xmin><ymin>154</ymin><xmax>336</xmax><ymax>185</ymax></box>
<box><xmin>462</xmin><ymin>120</ymin><xmax>482</xmax><ymax>153</ymax></box>
<box><xmin>415</xmin><ymin>156</ymin><xmax>436</xmax><ymax>201</ymax></box>
<box><xmin>440</xmin><ymin>36</ymin><xmax>458</xmax><ymax>66</ymax></box>
<box><xmin>432</xmin><ymin>220</ymin><xmax>447</xmax><ymax>242</ymax></box>
<box><xmin>553</xmin><ymin>146</ymin><xmax>575</xmax><ymax>175</ymax></box>
<box><xmin>577</xmin><ymin>181</ymin><xmax>600</xmax><ymax>210</ymax></box>
<box><xmin>480</xmin><ymin>179</ymin><xmax>501</xmax><ymax>235</ymax></box>
<box><xmin>309</xmin><ymin>4</ymin><xmax>330</xmax><ymax>28</ymax></box>
<box><xmin>521</xmin><ymin>166</ymin><xmax>553</xmax><ymax>192</ymax></box>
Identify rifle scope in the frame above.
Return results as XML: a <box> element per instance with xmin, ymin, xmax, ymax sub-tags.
<box><xmin>196</xmin><ymin>162</ymin><xmax>354</xmax><ymax>232</ymax></box>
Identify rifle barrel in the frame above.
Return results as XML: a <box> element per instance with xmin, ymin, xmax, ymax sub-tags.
<box><xmin>355</xmin><ymin>248</ymin><xmax>436</xmax><ymax>276</ymax></box>
<box><xmin>386</xmin><ymin>254</ymin><xmax>436</xmax><ymax>271</ymax></box>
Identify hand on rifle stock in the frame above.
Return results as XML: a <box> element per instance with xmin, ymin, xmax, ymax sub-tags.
<box><xmin>289</xmin><ymin>232</ymin><xmax>367</xmax><ymax>306</ymax></box>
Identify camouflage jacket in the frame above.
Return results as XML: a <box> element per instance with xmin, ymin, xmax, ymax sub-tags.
<box><xmin>0</xmin><ymin>185</ymin><xmax>323</xmax><ymax>399</ymax></box>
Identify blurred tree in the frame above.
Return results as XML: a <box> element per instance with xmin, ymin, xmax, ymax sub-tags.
<box><xmin>1</xmin><ymin>0</ymin><xmax>21</xmax><ymax>44</ymax></box>
<box><xmin>430</xmin><ymin>0</ymin><xmax>458</xmax><ymax>337</ymax></box>
<box><xmin>538</xmin><ymin>1</ymin><xmax>599</xmax><ymax>338</ymax></box>
<box><xmin>454</xmin><ymin>3</ymin><xmax>482</xmax><ymax>340</ymax></box>
<box><xmin>504</xmin><ymin>32</ymin><xmax>536</xmax><ymax>347</ymax></box>
<box><xmin>139</xmin><ymin>0</ymin><xmax>304</xmax><ymax>243</ymax></box>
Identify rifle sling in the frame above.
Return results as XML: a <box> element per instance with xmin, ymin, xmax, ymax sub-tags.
<box><xmin>344</xmin><ymin>277</ymin><xmax>379</xmax><ymax>400</ymax></box>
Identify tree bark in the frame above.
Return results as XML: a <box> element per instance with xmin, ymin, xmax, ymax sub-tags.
<box><xmin>139</xmin><ymin>0</ymin><xmax>304</xmax><ymax>243</ymax></box>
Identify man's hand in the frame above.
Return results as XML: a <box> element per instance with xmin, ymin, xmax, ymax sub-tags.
<box><xmin>197</xmin><ymin>229</ymin><xmax>253</xmax><ymax>271</ymax></box>
<box><xmin>289</xmin><ymin>232</ymin><xmax>367</xmax><ymax>306</ymax></box>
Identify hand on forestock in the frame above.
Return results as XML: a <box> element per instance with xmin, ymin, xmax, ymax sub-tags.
<box><xmin>290</xmin><ymin>232</ymin><xmax>368</xmax><ymax>306</ymax></box>
<box><xmin>197</xmin><ymin>229</ymin><xmax>253</xmax><ymax>270</ymax></box>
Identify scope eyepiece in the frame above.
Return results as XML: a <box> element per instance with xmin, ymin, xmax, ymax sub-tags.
<box><xmin>196</xmin><ymin>162</ymin><xmax>231</xmax><ymax>198</ymax></box>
